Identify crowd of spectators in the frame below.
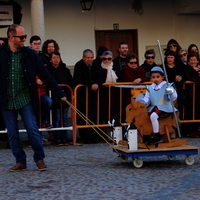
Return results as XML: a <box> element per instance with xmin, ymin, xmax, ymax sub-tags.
<box><xmin>1</xmin><ymin>24</ymin><xmax>200</xmax><ymax>173</ymax></box>
<box><xmin>1</xmin><ymin>34</ymin><xmax>200</xmax><ymax>146</ymax></box>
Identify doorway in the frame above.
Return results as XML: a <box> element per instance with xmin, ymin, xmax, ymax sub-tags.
<box><xmin>95</xmin><ymin>30</ymin><xmax>138</xmax><ymax>59</ymax></box>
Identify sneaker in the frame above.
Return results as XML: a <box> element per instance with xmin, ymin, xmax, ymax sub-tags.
<box><xmin>55</xmin><ymin>141</ymin><xmax>63</xmax><ymax>147</ymax></box>
<box><xmin>9</xmin><ymin>163</ymin><xmax>27</xmax><ymax>172</ymax></box>
<box><xmin>36</xmin><ymin>160</ymin><xmax>47</xmax><ymax>171</ymax></box>
<box><xmin>41</xmin><ymin>123</ymin><xmax>53</xmax><ymax>129</ymax></box>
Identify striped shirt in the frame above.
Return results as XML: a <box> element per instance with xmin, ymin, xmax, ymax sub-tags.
<box><xmin>6</xmin><ymin>50</ymin><xmax>32</xmax><ymax>110</ymax></box>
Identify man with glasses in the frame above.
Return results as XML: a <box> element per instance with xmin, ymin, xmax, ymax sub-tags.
<box><xmin>30</xmin><ymin>35</ymin><xmax>53</xmax><ymax>130</ymax></box>
<box><xmin>30</xmin><ymin>35</ymin><xmax>48</xmax><ymax>65</ymax></box>
<box><xmin>0</xmin><ymin>24</ymin><xmax>66</xmax><ymax>172</ymax></box>
<box><xmin>140</xmin><ymin>49</ymin><xmax>157</xmax><ymax>78</ymax></box>
<box><xmin>178</xmin><ymin>49</ymin><xmax>188</xmax><ymax>66</ymax></box>
<box><xmin>30</xmin><ymin>35</ymin><xmax>41</xmax><ymax>52</ymax></box>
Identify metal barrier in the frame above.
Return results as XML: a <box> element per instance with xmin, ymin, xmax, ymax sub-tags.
<box><xmin>73</xmin><ymin>82</ymin><xmax>134</xmax><ymax>129</ymax></box>
<box><xmin>0</xmin><ymin>84</ymin><xmax>75</xmax><ymax>143</ymax></box>
<box><xmin>0</xmin><ymin>81</ymin><xmax>199</xmax><ymax>145</ymax></box>
<box><xmin>180</xmin><ymin>81</ymin><xmax>200</xmax><ymax>123</ymax></box>
<box><xmin>73</xmin><ymin>82</ymin><xmax>151</xmax><ymax>133</ymax></box>
<box><xmin>73</xmin><ymin>81</ymin><xmax>200</xmax><ymax>135</ymax></box>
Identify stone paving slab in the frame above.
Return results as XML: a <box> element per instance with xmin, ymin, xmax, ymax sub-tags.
<box><xmin>0</xmin><ymin>137</ymin><xmax>200</xmax><ymax>200</ymax></box>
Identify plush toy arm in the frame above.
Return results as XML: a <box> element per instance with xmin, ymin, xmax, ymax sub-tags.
<box><xmin>135</xmin><ymin>93</ymin><xmax>149</xmax><ymax>106</ymax></box>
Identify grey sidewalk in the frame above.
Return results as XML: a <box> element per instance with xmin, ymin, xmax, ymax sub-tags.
<box><xmin>0</xmin><ymin>137</ymin><xmax>200</xmax><ymax>200</ymax></box>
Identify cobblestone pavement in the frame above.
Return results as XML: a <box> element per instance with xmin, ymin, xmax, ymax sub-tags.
<box><xmin>0</xmin><ymin>137</ymin><xmax>200</xmax><ymax>200</ymax></box>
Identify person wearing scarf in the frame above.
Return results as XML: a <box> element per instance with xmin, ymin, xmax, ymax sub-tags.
<box><xmin>101</xmin><ymin>51</ymin><xmax>120</xmax><ymax>83</ymax></box>
<box><xmin>100</xmin><ymin>51</ymin><xmax>120</xmax><ymax>123</ymax></box>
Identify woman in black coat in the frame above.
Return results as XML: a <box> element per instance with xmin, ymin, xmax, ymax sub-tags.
<box><xmin>47</xmin><ymin>52</ymin><xmax>73</xmax><ymax>146</ymax></box>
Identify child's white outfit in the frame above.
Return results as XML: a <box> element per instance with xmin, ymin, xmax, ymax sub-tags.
<box><xmin>143</xmin><ymin>81</ymin><xmax>177</xmax><ymax>110</ymax></box>
<box><xmin>141</xmin><ymin>81</ymin><xmax>177</xmax><ymax>143</ymax></box>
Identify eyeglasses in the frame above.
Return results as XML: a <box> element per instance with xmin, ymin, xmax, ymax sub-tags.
<box><xmin>129</xmin><ymin>61</ymin><xmax>137</xmax><ymax>64</ymax></box>
<box><xmin>102</xmin><ymin>57</ymin><xmax>112</xmax><ymax>61</ymax></box>
<box><xmin>169</xmin><ymin>44</ymin><xmax>177</xmax><ymax>48</ymax></box>
<box><xmin>146</xmin><ymin>56</ymin><xmax>155</xmax><ymax>59</ymax></box>
<box><xmin>32</xmin><ymin>42</ymin><xmax>41</xmax><ymax>45</ymax></box>
<box><xmin>179</xmin><ymin>53</ymin><xmax>187</xmax><ymax>57</ymax></box>
<box><xmin>12</xmin><ymin>35</ymin><xmax>27</xmax><ymax>40</ymax></box>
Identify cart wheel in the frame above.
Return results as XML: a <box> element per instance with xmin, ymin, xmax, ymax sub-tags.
<box><xmin>185</xmin><ymin>155</ymin><xmax>195</xmax><ymax>165</ymax></box>
<box><xmin>167</xmin><ymin>155</ymin><xmax>176</xmax><ymax>160</ymax></box>
<box><xmin>133</xmin><ymin>158</ymin><xmax>143</xmax><ymax>168</ymax></box>
<box><xmin>119</xmin><ymin>155</ymin><xmax>128</xmax><ymax>162</ymax></box>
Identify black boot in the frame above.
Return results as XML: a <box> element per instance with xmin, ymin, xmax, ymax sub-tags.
<box><xmin>142</xmin><ymin>135</ymin><xmax>150</xmax><ymax>143</ymax></box>
<box><xmin>148</xmin><ymin>132</ymin><xmax>161</xmax><ymax>144</ymax></box>
<box><xmin>154</xmin><ymin>132</ymin><xmax>161</xmax><ymax>143</ymax></box>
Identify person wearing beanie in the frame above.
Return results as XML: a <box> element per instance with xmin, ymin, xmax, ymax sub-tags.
<box><xmin>140</xmin><ymin>49</ymin><xmax>157</xmax><ymax>78</ymax></box>
<box><xmin>144</xmin><ymin>49</ymin><xmax>156</xmax><ymax>58</ymax></box>
<box><xmin>165</xmin><ymin>39</ymin><xmax>181</xmax><ymax>59</ymax></box>
<box><xmin>139</xmin><ymin>66</ymin><xmax>177</xmax><ymax>144</ymax></box>
<box><xmin>94</xmin><ymin>46</ymin><xmax>108</xmax><ymax>64</ymax></box>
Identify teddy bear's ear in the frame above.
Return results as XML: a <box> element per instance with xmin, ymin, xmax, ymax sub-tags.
<box><xmin>126</xmin><ymin>104</ymin><xmax>133</xmax><ymax>112</ymax></box>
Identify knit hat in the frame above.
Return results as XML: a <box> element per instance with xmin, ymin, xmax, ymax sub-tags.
<box><xmin>144</xmin><ymin>49</ymin><xmax>155</xmax><ymax>57</ymax></box>
<box><xmin>150</xmin><ymin>66</ymin><xmax>164</xmax><ymax>73</ymax></box>
<box><xmin>97</xmin><ymin>46</ymin><xmax>108</xmax><ymax>57</ymax></box>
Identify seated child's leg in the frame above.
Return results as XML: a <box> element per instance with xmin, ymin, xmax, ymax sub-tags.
<box><xmin>148</xmin><ymin>112</ymin><xmax>161</xmax><ymax>144</ymax></box>
<box><xmin>150</xmin><ymin>112</ymin><xmax>159</xmax><ymax>133</ymax></box>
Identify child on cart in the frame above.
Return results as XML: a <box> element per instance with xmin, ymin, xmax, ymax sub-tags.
<box><xmin>139</xmin><ymin>66</ymin><xmax>177</xmax><ymax>144</ymax></box>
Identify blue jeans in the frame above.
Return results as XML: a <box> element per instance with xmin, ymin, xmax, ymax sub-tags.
<box><xmin>52</xmin><ymin>106</ymin><xmax>69</xmax><ymax>142</ymax></box>
<box><xmin>40</xmin><ymin>94</ymin><xmax>52</xmax><ymax>124</ymax></box>
<box><xmin>2</xmin><ymin>103</ymin><xmax>45</xmax><ymax>165</ymax></box>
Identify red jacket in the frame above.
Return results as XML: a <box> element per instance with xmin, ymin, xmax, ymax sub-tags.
<box><xmin>121</xmin><ymin>65</ymin><xmax>150</xmax><ymax>82</ymax></box>
<box><xmin>36</xmin><ymin>76</ymin><xmax>48</xmax><ymax>96</ymax></box>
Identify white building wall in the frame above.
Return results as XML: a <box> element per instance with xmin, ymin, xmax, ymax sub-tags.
<box><xmin>0</xmin><ymin>0</ymin><xmax>200</xmax><ymax>67</ymax></box>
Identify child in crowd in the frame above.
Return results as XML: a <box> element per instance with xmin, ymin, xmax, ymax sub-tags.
<box><xmin>47</xmin><ymin>52</ymin><xmax>73</xmax><ymax>146</ymax></box>
<box><xmin>36</xmin><ymin>76</ymin><xmax>53</xmax><ymax>128</ymax></box>
<box><xmin>139</xmin><ymin>66</ymin><xmax>177</xmax><ymax>144</ymax></box>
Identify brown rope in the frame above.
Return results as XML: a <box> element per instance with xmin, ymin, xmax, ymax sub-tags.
<box><xmin>65</xmin><ymin>99</ymin><xmax>117</xmax><ymax>146</ymax></box>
